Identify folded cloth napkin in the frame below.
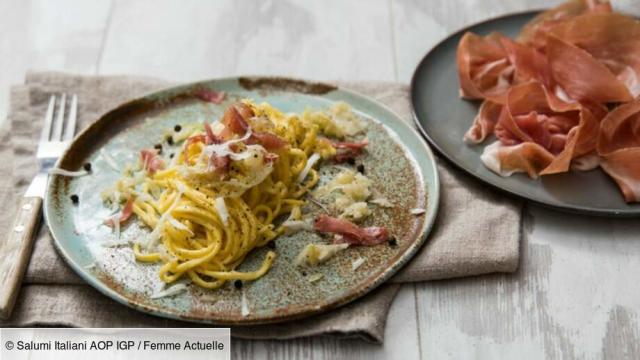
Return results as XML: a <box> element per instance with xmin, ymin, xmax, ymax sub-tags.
<box><xmin>0</xmin><ymin>72</ymin><xmax>521</xmax><ymax>343</ymax></box>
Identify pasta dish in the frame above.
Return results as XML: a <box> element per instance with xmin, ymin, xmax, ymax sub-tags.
<box><xmin>100</xmin><ymin>99</ymin><xmax>394</xmax><ymax>290</ymax></box>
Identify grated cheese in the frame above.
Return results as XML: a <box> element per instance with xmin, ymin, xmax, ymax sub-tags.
<box><xmin>215</xmin><ymin>197</ymin><xmax>229</xmax><ymax>226</ymax></box>
<box><xmin>351</xmin><ymin>257</ymin><xmax>366</xmax><ymax>271</ymax></box>
<box><xmin>295</xmin><ymin>243</ymin><xmax>349</xmax><ymax>266</ymax></box>
<box><xmin>150</xmin><ymin>283</ymin><xmax>187</xmax><ymax>299</ymax></box>
<box><xmin>370</xmin><ymin>197</ymin><xmax>394</xmax><ymax>208</ymax></box>
<box><xmin>297</xmin><ymin>153</ymin><xmax>321</xmax><ymax>183</ymax></box>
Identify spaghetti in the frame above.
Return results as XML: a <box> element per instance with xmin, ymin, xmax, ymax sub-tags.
<box><xmin>102</xmin><ymin>100</ymin><xmax>365</xmax><ymax>289</ymax></box>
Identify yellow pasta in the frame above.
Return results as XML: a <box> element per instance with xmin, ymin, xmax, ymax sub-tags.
<box><xmin>102</xmin><ymin>99</ymin><xmax>365</xmax><ymax>290</ymax></box>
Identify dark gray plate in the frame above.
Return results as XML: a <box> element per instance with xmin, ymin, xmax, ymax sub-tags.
<box><xmin>411</xmin><ymin>11</ymin><xmax>640</xmax><ymax>217</ymax></box>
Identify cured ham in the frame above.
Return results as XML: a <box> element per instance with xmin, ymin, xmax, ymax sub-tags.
<box><xmin>193</xmin><ymin>88</ymin><xmax>226</xmax><ymax>104</ymax></box>
<box><xmin>597</xmin><ymin>100</ymin><xmax>640</xmax><ymax>202</ymax></box>
<box><xmin>220</xmin><ymin>103</ymin><xmax>288</xmax><ymax>150</ymax></box>
<box><xmin>204</xmin><ymin>122</ymin><xmax>223</xmax><ymax>145</ymax></box>
<box><xmin>546</xmin><ymin>34</ymin><xmax>633</xmax><ymax>103</ymax></box>
<box><xmin>331</xmin><ymin>140</ymin><xmax>368</xmax><ymax>163</ymax></box>
<box><xmin>456</xmin><ymin>32</ymin><xmax>514</xmax><ymax>101</ymax></box>
<box><xmin>456</xmin><ymin>0</ymin><xmax>640</xmax><ymax>201</ymax></box>
<box><xmin>105</xmin><ymin>196</ymin><xmax>135</xmax><ymax>227</ymax></box>
<box><xmin>314</xmin><ymin>214</ymin><xmax>389</xmax><ymax>246</ymax></box>
<box><xmin>518</xmin><ymin>0</ymin><xmax>611</xmax><ymax>50</ymax></box>
<box><xmin>140</xmin><ymin>149</ymin><xmax>165</xmax><ymax>174</ymax></box>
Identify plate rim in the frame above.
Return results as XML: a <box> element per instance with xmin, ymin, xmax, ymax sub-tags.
<box><xmin>44</xmin><ymin>75</ymin><xmax>442</xmax><ymax>325</ymax></box>
<box><xmin>410</xmin><ymin>10</ymin><xmax>640</xmax><ymax>217</ymax></box>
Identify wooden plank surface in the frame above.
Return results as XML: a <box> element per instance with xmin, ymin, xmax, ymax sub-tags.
<box><xmin>0</xmin><ymin>0</ymin><xmax>639</xmax><ymax>359</ymax></box>
<box><xmin>0</xmin><ymin>0</ymin><xmax>112</xmax><ymax>123</ymax></box>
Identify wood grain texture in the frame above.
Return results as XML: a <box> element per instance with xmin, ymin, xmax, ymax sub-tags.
<box><xmin>0</xmin><ymin>0</ymin><xmax>113</xmax><ymax>124</ymax></box>
<box><xmin>98</xmin><ymin>0</ymin><xmax>396</xmax><ymax>82</ymax></box>
<box><xmin>1</xmin><ymin>0</ymin><xmax>640</xmax><ymax>358</ymax></box>
<box><xmin>0</xmin><ymin>196</ymin><xmax>42</xmax><ymax>319</ymax></box>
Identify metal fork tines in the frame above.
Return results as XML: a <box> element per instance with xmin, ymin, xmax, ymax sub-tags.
<box><xmin>36</xmin><ymin>93</ymin><xmax>77</xmax><ymax>161</ymax></box>
<box><xmin>27</xmin><ymin>94</ymin><xmax>77</xmax><ymax>198</ymax></box>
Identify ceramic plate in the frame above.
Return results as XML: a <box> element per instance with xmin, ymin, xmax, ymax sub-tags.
<box><xmin>45</xmin><ymin>77</ymin><xmax>440</xmax><ymax>325</ymax></box>
<box><xmin>411</xmin><ymin>11</ymin><xmax>640</xmax><ymax>217</ymax></box>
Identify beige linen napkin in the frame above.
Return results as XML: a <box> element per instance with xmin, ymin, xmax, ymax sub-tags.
<box><xmin>0</xmin><ymin>72</ymin><xmax>521</xmax><ymax>343</ymax></box>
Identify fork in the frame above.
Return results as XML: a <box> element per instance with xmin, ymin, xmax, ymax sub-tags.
<box><xmin>0</xmin><ymin>94</ymin><xmax>77</xmax><ymax>319</ymax></box>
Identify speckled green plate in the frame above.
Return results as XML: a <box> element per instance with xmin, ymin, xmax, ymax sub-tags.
<box><xmin>44</xmin><ymin>77</ymin><xmax>440</xmax><ymax>325</ymax></box>
<box><xmin>411</xmin><ymin>11</ymin><xmax>640</xmax><ymax>217</ymax></box>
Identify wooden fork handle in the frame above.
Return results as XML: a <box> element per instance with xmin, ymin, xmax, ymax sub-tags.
<box><xmin>0</xmin><ymin>196</ymin><xmax>42</xmax><ymax>319</ymax></box>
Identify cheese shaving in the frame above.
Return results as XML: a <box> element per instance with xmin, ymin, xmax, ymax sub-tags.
<box><xmin>370</xmin><ymin>197</ymin><xmax>394</xmax><ymax>208</ymax></box>
<box><xmin>241</xmin><ymin>290</ymin><xmax>250</xmax><ymax>317</ymax></box>
<box><xmin>150</xmin><ymin>283</ymin><xmax>187</xmax><ymax>299</ymax></box>
<box><xmin>215</xmin><ymin>197</ymin><xmax>229</xmax><ymax>226</ymax></box>
<box><xmin>282</xmin><ymin>220</ymin><xmax>314</xmax><ymax>235</ymax></box>
<box><xmin>351</xmin><ymin>257</ymin><xmax>366</xmax><ymax>271</ymax></box>
<box><xmin>295</xmin><ymin>243</ymin><xmax>349</xmax><ymax>266</ymax></box>
<box><xmin>297</xmin><ymin>153</ymin><xmax>321</xmax><ymax>183</ymax></box>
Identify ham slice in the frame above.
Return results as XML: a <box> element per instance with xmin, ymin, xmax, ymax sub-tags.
<box><xmin>518</xmin><ymin>0</ymin><xmax>611</xmax><ymax>50</ymax></box>
<box><xmin>193</xmin><ymin>88</ymin><xmax>226</xmax><ymax>104</ymax></box>
<box><xmin>547</xmin><ymin>13</ymin><xmax>640</xmax><ymax>98</ymax></box>
<box><xmin>140</xmin><ymin>149</ymin><xmax>165</xmax><ymax>174</ymax></box>
<box><xmin>476</xmin><ymin>82</ymin><xmax>600</xmax><ymax>177</ymax></box>
<box><xmin>464</xmin><ymin>100</ymin><xmax>503</xmax><ymax>144</ymax></box>
<box><xmin>314</xmin><ymin>214</ymin><xmax>389</xmax><ymax>246</ymax></box>
<box><xmin>105</xmin><ymin>196</ymin><xmax>135</xmax><ymax>227</ymax></box>
<box><xmin>457</xmin><ymin>32</ymin><xmax>514</xmax><ymax>101</ymax></box>
<box><xmin>456</xmin><ymin>0</ymin><xmax>640</xmax><ymax>201</ymax></box>
<box><xmin>221</xmin><ymin>105</ymin><xmax>251</xmax><ymax>139</ymax></box>
<box><xmin>246</xmin><ymin>132</ymin><xmax>288</xmax><ymax>150</ymax></box>
<box><xmin>331</xmin><ymin>140</ymin><xmax>369</xmax><ymax>163</ymax></box>
<box><xmin>546</xmin><ymin>34</ymin><xmax>633</xmax><ymax>103</ymax></box>
<box><xmin>220</xmin><ymin>103</ymin><xmax>288</xmax><ymax>150</ymax></box>
<box><xmin>597</xmin><ymin>99</ymin><xmax>640</xmax><ymax>202</ymax></box>
<box><xmin>204</xmin><ymin>122</ymin><xmax>223</xmax><ymax>145</ymax></box>
<box><xmin>331</xmin><ymin>140</ymin><xmax>369</xmax><ymax>149</ymax></box>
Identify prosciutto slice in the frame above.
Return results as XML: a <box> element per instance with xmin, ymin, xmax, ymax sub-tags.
<box><xmin>105</xmin><ymin>196</ymin><xmax>135</xmax><ymax>227</ymax></box>
<box><xmin>518</xmin><ymin>0</ymin><xmax>611</xmax><ymax>50</ymax></box>
<box><xmin>481</xmin><ymin>82</ymin><xmax>601</xmax><ymax>177</ymax></box>
<box><xmin>546</xmin><ymin>34</ymin><xmax>634</xmax><ymax>103</ymax></box>
<box><xmin>220</xmin><ymin>103</ymin><xmax>289</xmax><ymax>150</ymax></box>
<box><xmin>597</xmin><ymin>100</ymin><xmax>640</xmax><ymax>202</ymax></box>
<box><xmin>314</xmin><ymin>215</ymin><xmax>389</xmax><ymax>246</ymax></box>
<box><xmin>457</xmin><ymin>32</ymin><xmax>514</xmax><ymax>101</ymax></box>
<box><xmin>140</xmin><ymin>149</ymin><xmax>165</xmax><ymax>174</ymax></box>
<box><xmin>455</xmin><ymin>0</ymin><xmax>640</xmax><ymax>201</ymax></box>
<box><xmin>546</xmin><ymin>13</ymin><xmax>640</xmax><ymax>98</ymax></box>
<box><xmin>464</xmin><ymin>100</ymin><xmax>503</xmax><ymax>144</ymax></box>
<box><xmin>193</xmin><ymin>88</ymin><xmax>226</xmax><ymax>104</ymax></box>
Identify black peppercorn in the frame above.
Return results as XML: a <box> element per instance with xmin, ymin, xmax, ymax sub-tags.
<box><xmin>388</xmin><ymin>236</ymin><xmax>398</xmax><ymax>247</ymax></box>
<box><xmin>356</xmin><ymin>164</ymin><xmax>365</xmax><ymax>174</ymax></box>
<box><xmin>234</xmin><ymin>280</ymin><xmax>243</xmax><ymax>289</ymax></box>
<box><xmin>83</xmin><ymin>162</ymin><xmax>92</xmax><ymax>172</ymax></box>
<box><xmin>169</xmin><ymin>153</ymin><xmax>174</xmax><ymax>159</ymax></box>
<box><xmin>166</xmin><ymin>136</ymin><xmax>174</xmax><ymax>146</ymax></box>
<box><xmin>267</xmin><ymin>241</ymin><xmax>276</xmax><ymax>249</ymax></box>
<box><xmin>70</xmin><ymin>194</ymin><xmax>79</xmax><ymax>204</ymax></box>
<box><xmin>174</xmin><ymin>124</ymin><xmax>182</xmax><ymax>132</ymax></box>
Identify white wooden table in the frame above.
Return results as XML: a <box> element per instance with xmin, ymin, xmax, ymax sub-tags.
<box><xmin>1</xmin><ymin>1</ymin><xmax>639</xmax><ymax>358</ymax></box>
